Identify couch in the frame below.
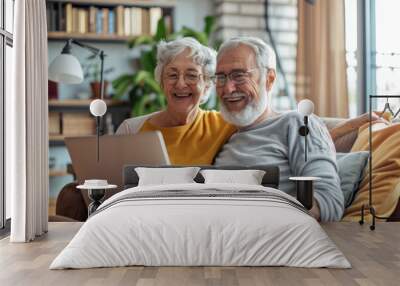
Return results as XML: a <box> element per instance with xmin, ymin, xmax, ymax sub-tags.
<box><xmin>50</xmin><ymin>116</ymin><xmax>400</xmax><ymax>222</ymax></box>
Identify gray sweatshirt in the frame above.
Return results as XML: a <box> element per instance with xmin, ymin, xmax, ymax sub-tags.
<box><xmin>214</xmin><ymin>111</ymin><xmax>344</xmax><ymax>222</ymax></box>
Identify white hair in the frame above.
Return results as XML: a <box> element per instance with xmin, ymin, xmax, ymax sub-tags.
<box><xmin>217</xmin><ymin>36</ymin><xmax>276</xmax><ymax>76</ymax></box>
<box><xmin>154</xmin><ymin>37</ymin><xmax>217</xmax><ymax>103</ymax></box>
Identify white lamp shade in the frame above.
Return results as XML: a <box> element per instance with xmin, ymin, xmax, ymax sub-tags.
<box><xmin>297</xmin><ymin>99</ymin><xmax>314</xmax><ymax>116</ymax></box>
<box><xmin>48</xmin><ymin>53</ymin><xmax>84</xmax><ymax>84</ymax></box>
<box><xmin>90</xmin><ymin>99</ymin><xmax>107</xmax><ymax>117</ymax></box>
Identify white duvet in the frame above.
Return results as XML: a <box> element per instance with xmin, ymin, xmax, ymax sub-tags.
<box><xmin>50</xmin><ymin>183</ymin><xmax>351</xmax><ymax>269</ymax></box>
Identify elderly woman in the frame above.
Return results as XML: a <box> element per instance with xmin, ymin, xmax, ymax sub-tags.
<box><xmin>116</xmin><ymin>37</ymin><xmax>236</xmax><ymax>165</ymax></box>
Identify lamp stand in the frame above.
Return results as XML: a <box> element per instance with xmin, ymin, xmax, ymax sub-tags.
<box><xmin>298</xmin><ymin>116</ymin><xmax>309</xmax><ymax>162</ymax></box>
<box><xmin>68</xmin><ymin>40</ymin><xmax>106</xmax><ymax>162</ymax></box>
<box><xmin>50</xmin><ymin>39</ymin><xmax>108</xmax><ymax>163</ymax></box>
<box><xmin>96</xmin><ymin>51</ymin><xmax>105</xmax><ymax>162</ymax></box>
<box><xmin>289</xmin><ymin>177</ymin><xmax>319</xmax><ymax>210</ymax></box>
<box><xmin>359</xmin><ymin>94</ymin><xmax>400</xmax><ymax>230</ymax></box>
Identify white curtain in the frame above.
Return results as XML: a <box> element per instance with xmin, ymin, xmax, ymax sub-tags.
<box><xmin>7</xmin><ymin>0</ymin><xmax>48</xmax><ymax>242</ymax></box>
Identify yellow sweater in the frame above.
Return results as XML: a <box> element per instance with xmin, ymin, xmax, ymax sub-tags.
<box><xmin>140</xmin><ymin>110</ymin><xmax>236</xmax><ymax>165</ymax></box>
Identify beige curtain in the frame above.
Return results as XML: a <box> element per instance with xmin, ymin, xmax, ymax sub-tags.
<box><xmin>7</xmin><ymin>0</ymin><xmax>49</xmax><ymax>242</ymax></box>
<box><xmin>296</xmin><ymin>0</ymin><xmax>349</xmax><ymax>117</ymax></box>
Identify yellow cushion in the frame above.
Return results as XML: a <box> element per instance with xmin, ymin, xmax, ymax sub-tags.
<box><xmin>342</xmin><ymin>121</ymin><xmax>400</xmax><ymax>221</ymax></box>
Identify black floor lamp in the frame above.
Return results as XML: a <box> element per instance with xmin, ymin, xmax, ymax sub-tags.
<box><xmin>49</xmin><ymin>39</ymin><xmax>107</xmax><ymax>162</ymax></box>
<box><xmin>290</xmin><ymin>99</ymin><xmax>320</xmax><ymax>211</ymax></box>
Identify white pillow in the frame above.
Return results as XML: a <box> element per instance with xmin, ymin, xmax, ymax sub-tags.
<box><xmin>135</xmin><ymin>167</ymin><xmax>200</xmax><ymax>186</ymax></box>
<box><xmin>200</xmin><ymin>169</ymin><xmax>266</xmax><ymax>185</ymax></box>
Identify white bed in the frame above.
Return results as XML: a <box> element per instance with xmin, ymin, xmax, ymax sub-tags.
<box><xmin>50</xmin><ymin>183</ymin><xmax>351</xmax><ymax>269</ymax></box>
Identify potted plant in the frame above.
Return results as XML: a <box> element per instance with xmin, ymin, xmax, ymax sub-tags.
<box><xmin>84</xmin><ymin>54</ymin><xmax>114</xmax><ymax>99</ymax></box>
<box><xmin>112</xmin><ymin>16</ymin><xmax>217</xmax><ymax>116</ymax></box>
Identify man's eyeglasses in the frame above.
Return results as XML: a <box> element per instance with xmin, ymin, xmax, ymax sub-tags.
<box><xmin>211</xmin><ymin>68</ymin><xmax>259</xmax><ymax>87</ymax></box>
<box><xmin>164</xmin><ymin>72</ymin><xmax>204</xmax><ymax>85</ymax></box>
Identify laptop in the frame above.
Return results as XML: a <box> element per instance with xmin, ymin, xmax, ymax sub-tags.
<box><xmin>65</xmin><ymin>131</ymin><xmax>171</xmax><ymax>186</ymax></box>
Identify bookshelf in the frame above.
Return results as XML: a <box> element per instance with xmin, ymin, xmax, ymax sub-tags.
<box><xmin>48</xmin><ymin>31</ymin><xmax>131</xmax><ymax>42</ymax></box>
<box><xmin>46</xmin><ymin>0</ymin><xmax>176</xmax><ymax>212</ymax></box>
<box><xmin>49</xmin><ymin>170</ymin><xmax>70</xmax><ymax>177</ymax></box>
<box><xmin>49</xmin><ymin>98</ymin><xmax>129</xmax><ymax>108</ymax></box>
<box><xmin>46</xmin><ymin>0</ymin><xmax>175</xmax><ymax>41</ymax></box>
<box><xmin>46</xmin><ymin>0</ymin><xmax>176</xmax><ymax>8</ymax></box>
<box><xmin>48</xmin><ymin>99</ymin><xmax>131</xmax><ymax>147</ymax></box>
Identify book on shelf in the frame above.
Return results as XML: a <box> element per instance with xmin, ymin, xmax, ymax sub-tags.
<box><xmin>109</xmin><ymin>10</ymin><xmax>115</xmax><ymax>34</ymax></box>
<box><xmin>72</xmin><ymin>7</ymin><xmax>78</xmax><ymax>33</ymax></box>
<box><xmin>131</xmin><ymin>8</ymin><xmax>140</xmax><ymax>36</ymax></box>
<box><xmin>49</xmin><ymin>112</ymin><xmax>61</xmax><ymax>135</ymax></box>
<box><xmin>47</xmin><ymin>2</ymin><xmax>63</xmax><ymax>31</ymax></box>
<box><xmin>78</xmin><ymin>9</ymin><xmax>88</xmax><ymax>34</ymax></box>
<box><xmin>124</xmin><ymin>7</ymin><xmax>131</xmax><ymax>36</ymax></box>
<box><xmin>62</xmin><ymin>113</ymin><xmax>96</xmax><ymax>136</ymax></box>
<box><xmin>47</xmin><ymin>2</ymin><xmax>165</xmax><ymax>37</ymax></box>
<box><xmin>164</xmin><ymin>14</ymin><xmax>173</xmax><ymax>34</ymax></box>
<box><xmin>150</xmin><ymin>7</ymin><xmax>162</xmax><ymax>36</ymax></box>
<box><xmin>89</xmin><ymin>6</ymin><xmax>97</xmax><ymax>33</ymax></box>
<box><xmin>96</xmin><ymin>7</ymin><xmax>103</xmax><ymax>34</ymax></box>
<box><xmin>65</xmin><ymin>3</ymin><xmax>72</xmax><ymax>33</ymax></box>
<box><xmin>102</xmin><ymin>8</ymin><xmax>109</xmax><ymax>34</ymax></box>
<box><xmin>116</xmin><ymin>5</ymin><xmax>124</xmax><ymax>36</ymax></box>
<box><xmin>142</xmin><ymin>8</ymin><xmax>150</xmax><ymax>35</ymax></box>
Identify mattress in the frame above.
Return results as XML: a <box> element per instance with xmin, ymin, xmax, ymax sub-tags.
<box><xmin>50</xmin><ymin>183</ymin><xmax>351</xmax><ymax>269</ymax></box>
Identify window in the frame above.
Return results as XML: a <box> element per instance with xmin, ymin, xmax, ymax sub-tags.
<box><xmin>345</xmin><ymin>0</ymin><xmax>400</xmax><ymax>115</ymax></box>
<box><xmin>5</xmin><ymin>0</ymin><xmax>13</xmax><ymax>33</ymax></box>
<box><xmin>345</xmin><ymin>0</ymin><xmax>358</xmax><ymax>117</ymax></box>
<box><xmin>374</xmin><ymin>0</ymin><xmax>400</xmax><ymax>111</ymax></box>
<box><xmin>1</xmin><ymin>0</ymin><xmax>14</xmax><ymax>231</ymax></box>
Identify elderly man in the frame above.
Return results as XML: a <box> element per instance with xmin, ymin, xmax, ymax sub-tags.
<box><xmin>213</xmin><ymin>36</ymin><xmax>344</xmax><ymax>222</ymax></box>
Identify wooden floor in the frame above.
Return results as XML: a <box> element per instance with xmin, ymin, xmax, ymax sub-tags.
<box><xmin>0</xmin><ymin>222</ymin><xmax>399</xmax><ymax>286</ymax></box>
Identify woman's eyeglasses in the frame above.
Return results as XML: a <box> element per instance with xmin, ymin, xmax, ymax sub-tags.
<box><xmin>164</xmin><ymin>72</ymin><xmax>204</xmax><ymax>85</ymax></box>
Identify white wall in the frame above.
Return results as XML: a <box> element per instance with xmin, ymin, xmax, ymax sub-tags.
<box><xmin>174</xmin><ymin>0</ymin><xmax>213</xmax><ymax>31</ymax></box>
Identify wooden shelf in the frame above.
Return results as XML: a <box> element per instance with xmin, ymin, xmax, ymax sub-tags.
<box><xmin>49</xmin><ymin>134</ymin><xmax>96</xmax><ymax>146</ymax></box>
<box><xmin>46</xmin><ymin>0</ymin><xmax>176</xmax><ymax>8</ymax></box>
<box><xmin>49</xmin><ymin>170</ymin><xmax>70</xmax><ymax>177</ymax></box>
<box><xmin>48</xmin><ymin>31</ymin><xmax>134</xmax><ymax>42</ymax></box>
<box><xmin>49</xmin><ymin>134</ymin><xmax>96</xmax><ymax>141</ymax></box>
<box><xmin>49</xmin><ymin>134</ymin><xmax>66</xmax><ymax>141</ymax></box>
<box><xmin>49</xmin><ymin>99</ymin><xmax>129</xmax><ymax>107</ymax></box>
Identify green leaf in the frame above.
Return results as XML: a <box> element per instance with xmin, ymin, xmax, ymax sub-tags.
<box><xmin>112</xmin><ymin>74</ymin><xmax>134</xmax><ymax>99</ymax></box>
<box><xmin>112</xmin><ymin>74</ymin><xmax>130</xmax><ymax>87</ymax></box>
<box><xmin>132</xmin><ymin>70</ymin><xmax>152</xmax><ymax>85</ymax></box>
<box><xmin>154</xmin><ymin>18</ymin><xmax>167</xmax><ymax>41</ymax></box>
<box><xmin>143</xmin><ymin>77</ymin><xmax>163</xmax><ymax>94</ymax></box>
<box><xmin>140</xmin><ymin>50</ymin><xmax>157</xmax><ymax>73</ymax></box>
<box><xmin>128</xmin><ymin>35</ymin><xmax>154</xmax><ymax>48</ymax></box>
<box><xmin>156</xmin><ymin>93</ymin><xmax>166</xmax><ymax>107</ymax></box>
<box><xmin>204</xmin><ymin>16</ymin><xmax>215</xmax><ymax>38</ymax></box>
<box><xmin>178</xmin><ymin>27</ymin><xmax>208</xmax><ymax>45</ymax></box>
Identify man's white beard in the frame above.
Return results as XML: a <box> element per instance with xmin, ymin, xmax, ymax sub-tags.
<box><xmin>220</xmin><ymin>87</ymin><xmax>268</xmax><ymax>128</ymax></box>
